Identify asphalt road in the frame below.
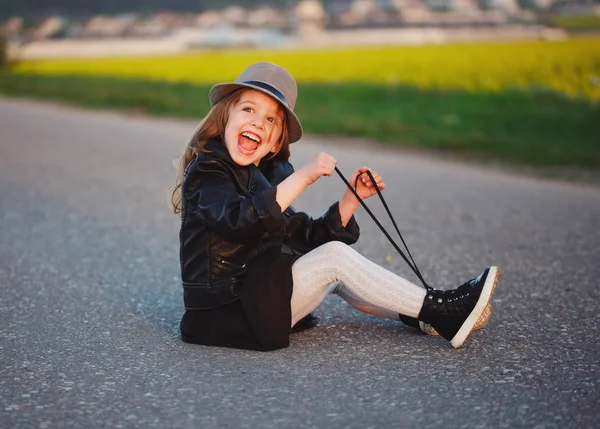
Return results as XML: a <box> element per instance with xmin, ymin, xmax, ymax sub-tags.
<box><xmin>1</xmin><ymin>98</ymin><xmax>599</xmax><ymax>429</ymax></box>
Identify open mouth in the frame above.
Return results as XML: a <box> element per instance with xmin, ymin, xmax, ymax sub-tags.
<box><xmin>237</xmin><ymin>131</ymin><xmax>262</xmax><ymax>155</ymax></box>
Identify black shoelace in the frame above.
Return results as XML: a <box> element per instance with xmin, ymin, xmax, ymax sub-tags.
<box><xmin>335</xmin><ymin>166</ymin><xmax>433</xmax><ymax>292</ymax></box>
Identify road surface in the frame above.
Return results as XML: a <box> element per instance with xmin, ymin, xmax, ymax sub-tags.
<box><xmin>1</xmin><ymin>98</ymin><xmax>598</xmax><ymax>428</ymax></box>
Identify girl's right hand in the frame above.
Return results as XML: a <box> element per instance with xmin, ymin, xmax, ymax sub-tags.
<box><xmin>276</xmin><ymin>153</ymin><xmax>337</xmax><ymax>211</ymax></box>
<box><xmin>298</xmin><ymin>153</ymin><xmax>337</xmax><ymax>186</ymax></box>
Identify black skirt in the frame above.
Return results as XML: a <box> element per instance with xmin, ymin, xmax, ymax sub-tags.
<box><xmin>180</xmin><ymin>248</ymin><xmax>298</xmax><ymax>351</ymax></box>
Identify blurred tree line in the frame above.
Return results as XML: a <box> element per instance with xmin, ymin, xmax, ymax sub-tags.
<box><xmin>1</xmin><ymin>0</ymin><xmax>290</xmax><ymax>20</ymax></box>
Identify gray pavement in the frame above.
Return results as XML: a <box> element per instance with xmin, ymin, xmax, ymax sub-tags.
<box><xmin>1</xmin><ymin>98</ymin><xmax>599</xmax><ymax>429</ymax></box>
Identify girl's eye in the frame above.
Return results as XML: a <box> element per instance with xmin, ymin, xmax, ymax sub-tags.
<box><xmin>243</xmin><ymin>107</ymin><xmax>253</xmax><ymax>113</ymax></box>
<box><xmin>267</xmin><ymin>117</ymin><xmax>274</xmax><ymax>123</ymax></box>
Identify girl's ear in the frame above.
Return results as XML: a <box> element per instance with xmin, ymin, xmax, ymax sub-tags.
<box><xmin>270</xmin><ymin>142</ymin><xmax>281</xmax><ymax>153</ymax></box>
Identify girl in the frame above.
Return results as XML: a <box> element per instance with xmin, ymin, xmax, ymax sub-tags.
<box><xmin>171</xmin><ymin>62</ymin><xmax>499</xmax><ymax>351</ymax></box>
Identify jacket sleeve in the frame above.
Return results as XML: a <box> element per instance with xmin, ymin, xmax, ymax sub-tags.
<box><xmin>283</xmin><ymin>202</ymin><xmax>360</xmax><ymax>254</ymax></box>
<box><xmin>260</xmin><ymin>158</ymin><xmax>295</xmax><ymax>186</ymax></box>
<box><xmin>186</xmin><ymin>158</ymin><xmax>286</xmax><ymax>245</ymax></box>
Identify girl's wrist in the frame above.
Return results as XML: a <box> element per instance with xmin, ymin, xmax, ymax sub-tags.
<box><xmin>338</xmin><ymin>191</ymin><xmax>360</xmax><ymax>227</ymax></box>
<box><xmin>294</xmin><ymin>168</ymin><xmax>313</xmax><ymax>188</ymax></box>
<box><xmin>340</xmin><ymin>190</ymin><xmax>360</xmax><ymax>210</ymax></box>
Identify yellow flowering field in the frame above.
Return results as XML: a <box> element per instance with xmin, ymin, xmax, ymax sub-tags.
<box><xmin>15</xmin><ymin>38</ymin><xmax>600</xmax><ymax>100</ymax></box>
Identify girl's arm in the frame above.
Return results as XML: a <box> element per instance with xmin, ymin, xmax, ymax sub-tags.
<box><xmin>277</xmin><ymin>155</ymin><xmax>385</xmax><ymax>228</ymax></box>
<box><xmin>276</xmin><ymin>153</ymin><xmax>337</xmax><ymax>211</ymax></box>
<box><xmin>338</xmin><ymin>192</ymin><xmax>361</xmax><ymax>227</ymax></box>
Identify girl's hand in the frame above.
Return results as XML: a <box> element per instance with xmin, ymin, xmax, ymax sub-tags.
<box><xmin>298</xmin><ymin>153</ymin><xmax>337</xmax><ymax>186</ymax></box>
<box><xmin>338</xmin><ymin>167</ymin><xmax>385</xmax><ymax>227</ymax></box>
<box><xmin>348</xmin><ymin>167</ymin><xmax>386</xmax><ymax>200</ymax></box>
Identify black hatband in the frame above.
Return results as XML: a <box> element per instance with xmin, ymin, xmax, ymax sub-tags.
<box><xmin>242</xmin><ymin>81</ymin><xmax>290</xmax><ymax>108</ymax></box>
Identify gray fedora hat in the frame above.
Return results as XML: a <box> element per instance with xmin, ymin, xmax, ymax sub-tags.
<box><xmin>208</xmin><ymin>62</ymin><xmax>303</xmax><ymax>143</ymax></box>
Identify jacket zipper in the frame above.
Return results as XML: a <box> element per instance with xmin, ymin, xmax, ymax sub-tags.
<box><xmin>219</xmin><ymin>258</ymin><xmax>246</xmax><ymax>270</ymax></box>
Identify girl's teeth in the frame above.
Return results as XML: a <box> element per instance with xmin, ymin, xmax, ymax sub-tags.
<box><xmin>242</xmin><ymin>133</ymin><xmax>260</xmax><ymax>143</ymax></box>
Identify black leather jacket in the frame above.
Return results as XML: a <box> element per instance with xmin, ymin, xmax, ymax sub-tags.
<box><xmin>180</xmin><ymin>138</ymin><xmax>360</xmax><ymax>310</ymax></box>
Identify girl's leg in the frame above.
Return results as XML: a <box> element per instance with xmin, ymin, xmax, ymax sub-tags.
<box><xmin>291</xmin><ymin>241</ymin><xmax>500</xmax><ymax>349</ymax></box>
<box><xmin>290</xmin><ymin>241</ymin><xmax>426</xmax><ymax>327</ymax></box>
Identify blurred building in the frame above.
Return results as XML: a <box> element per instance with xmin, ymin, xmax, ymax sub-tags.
<box><xmin>222</xmin><ymin>6</ymin><xmax>246</xmax><ymax>27</ymax></box>
<box><xmin>126</xmin><ymin>18</ymin><xmax>168</xmax><ymax>37</ymax></box>
<box><xmin>294</xmin><ymin>0</ymin><xmax>328</xmax><ymax>38</ymax></box>
<box><xmin>2</xmin><ymin>17</ymin><xmax>23</xmax><ymax>40</ymax></box>
<box><xmin>340</xmin><ymin>0</ymin><xmax>399</xmax><ymax>26</ymax></box>
<box><xmin>32</xmin><ymin>16</ymin><xmax>66</xmax><ymax>40</ymax></box>
<box><xmin>4</xmin><ymin>0</ymin><xmax>583</xmax><ymax>59</ymax></box>
<box><xmin>82</xmin><ymin>15</ymin><xmax>137</xmax><ymax>38</ymax></box>
<box><xmin>247</xmin><ymin>6</ymin><xmax>287</xmax><ymax>29</ymax></box>
<box><xmin>392</xmin><ymin>0</ymin><xmax>433</xmax><ymax>26</ymax></box>
<box><xmin>196</xmin><ymin>11</ymin><xmax>222</xmax><ymax>28</ymax></box>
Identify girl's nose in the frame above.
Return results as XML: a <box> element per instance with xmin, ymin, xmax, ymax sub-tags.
<box><xmin>250</xmin><ymin>117</ymin><xmax>264</xmax><ymax>129</ymax></box>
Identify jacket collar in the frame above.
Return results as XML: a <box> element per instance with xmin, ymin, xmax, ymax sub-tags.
<box><xmin>202</xmin><ymin>137</ymin><xmax>270</xmax><ymax>189</ymax></box>
<box><xmin>204</xmin><ymin>137</ymin><xmax>238</xmax><ymax>167</ymax></box>
<box><xmin>185</xmin><ymin>137</ymin><xmax>277</xmax><ymax>193</ymax></box>
<box><xmin>184</xmin><ymin>138</ymin><xmax>239</xmax><ymax>179</ymax></box>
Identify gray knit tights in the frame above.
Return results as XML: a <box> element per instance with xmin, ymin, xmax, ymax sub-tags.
<box><xmin>290</xmin><ymin>241</ymin><xmax>427</xmax><ymax>327</ymax></box>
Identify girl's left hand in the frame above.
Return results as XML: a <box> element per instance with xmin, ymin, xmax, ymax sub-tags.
<box><xmin>349</xmin><ymin>167</ymin><xmax>386</xmax><ymax>200</ymax></box>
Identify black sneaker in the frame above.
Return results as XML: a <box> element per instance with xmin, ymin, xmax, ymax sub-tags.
<box><xmin>419</xmin><ymin>301</ymin><xmax>493</xmax><ymax>336</ymax></box>
<box><xmin>400</xmin><ymin>301</ymin><xmax>493</xmax><ymax>336</ymax></box>
<box><xmin>417</xmin><ymin>267</ymin><xmax>500</xmax><ymax>348</ymax></box>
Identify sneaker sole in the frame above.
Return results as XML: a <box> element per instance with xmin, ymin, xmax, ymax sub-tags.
<box><xmin>450</xmin><ymin>266</ymin><xmax>500</xmax><ymax>348</ymax></box>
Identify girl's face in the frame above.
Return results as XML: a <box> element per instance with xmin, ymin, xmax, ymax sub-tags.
<box><xmin>224</xmin><ymin>89</ymin><xmax>285</xmax><ymax>167</ymax></box>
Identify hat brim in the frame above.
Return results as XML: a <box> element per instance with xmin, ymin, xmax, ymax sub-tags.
<box><xmin>209</xmin><ymin>82</ymin><xmax>303</xmax><ymax>143</ymax></box>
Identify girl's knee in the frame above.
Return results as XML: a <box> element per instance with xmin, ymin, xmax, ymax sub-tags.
<box><xmin>294</xmin><ymin>241</ymin><xmax>356</xmax><ymax>273</ymax></box>
<box><xmin>318</xmin><ymin>241</ymin><xmax>352</xmax><ymax>255</ymax></box>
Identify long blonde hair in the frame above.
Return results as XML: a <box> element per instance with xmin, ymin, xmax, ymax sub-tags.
<box><xmin>170</xmin><ymin>88</ymin><xmax>291</xmax><ymax>214</ymax></box>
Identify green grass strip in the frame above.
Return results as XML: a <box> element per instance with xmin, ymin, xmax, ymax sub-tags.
<box><xmin>1</xmin><ymin>71</ymin><xmax>599</xmax><ymax>168</ymax></box>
